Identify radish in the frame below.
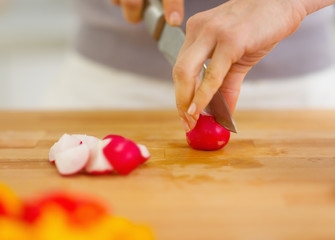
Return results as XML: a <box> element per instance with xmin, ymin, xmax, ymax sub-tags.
<box><xmin>186</xmin><ymin>113</ymin><xmax>230</xmax><ymax>150</ymax></box>
<box><xmin>49</xmin><ymin>133</ymin><xmax>150</xmax><ymax>176</ymax></box>
<box><xmin>49</xmin><ymin>134</ymin><xmax>82</xmax><ymax>163</ymax></box>
<box><xmin>71</xmin><ymin>134</ymin><xmax>113</xmax><ymax>174</ymax></box>
<box><xmin>55</xmin><ymin>144</ymin><xmax>90</xmax><ymax>176</ymax></box>
<box><xmin>136</xmin><ymin>144</ymin><xmax>151</xmax><ymax>163</ymax></box>
<box><xmin>85</xmin><ymin>139</ymin><xmax>114</xmax><ymax>175</ymax></box>
<box><xmin>103</xmin><ymin>135</ymin><xmax>150</xmax><ymax>175</ymax></box>
<box><xmin>72</xmin><ymin>134</ymin><xmax>99</xmax><ymax>149</ymax></box>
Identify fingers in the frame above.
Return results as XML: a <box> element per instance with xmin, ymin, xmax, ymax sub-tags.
<box><xmin>176</xmin><ymin>43</ymin><xmax>271</xmax><ymax>131</ymax></box>
<box><xmin>186</xmin><ymin>43</ymin><xmax>234</xmax><ymax>129</ymax></box>
<box><xmin>173</xmin><ymin>37</ymin><xmax>215</xmax><ymax>131</ymax></box>
<box><xmin>173</xmin><ymin>70</ymin><xmax>200</xmax><ymax>132</ymax></box>
<box><xmin>219</xmin><ymin>65</ymin><xmax>250</xmax><ymax>114</ymax></box>
<box><xmin>173</xmin><ymin>58</ymin><xmax>199</xmax><ymax>131</ymax></box>
<box><xmin>163</xmin><ymin>0</ymin><xmax>184</xmax><ymax>26</ymax></box>
<box><xmin>172</xmin><ymin>13</ymin><xmax>214</xmax><ymax>131</ymax></box>
<box><xmin>179</xmin><ymin>12</ymin><xmax>208</xmax><ymax>57</ymax></box>
<box><xmin>112</xmin><ymin>0</ymin><xmax>184</xmax><ymax>26</ymax></box>
<box><xmin>119</xmin><ymin>0</ymin><xmax>143</xmax><ymax>23</ymax></box>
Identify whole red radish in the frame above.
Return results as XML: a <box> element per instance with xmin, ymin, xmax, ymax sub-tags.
<box><xmin>103</xmin><ymin>135</ymin><xmax>150</xmax><ymax>175</ymax></box>
<box><xmin>186</xmin><ymin>113</ymin><xmax>230</xmax><ymax>150</ymax></box>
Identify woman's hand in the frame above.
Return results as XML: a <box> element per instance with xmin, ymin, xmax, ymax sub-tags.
<box><xmin>110</xmin><ymin>0</ymin><xmax>184</xmax><ymax>26</ymax></box>
<box><xmin>173</xmin><ymin>0</ymin><xmax>333</xmax><ymax>131</ymax></box>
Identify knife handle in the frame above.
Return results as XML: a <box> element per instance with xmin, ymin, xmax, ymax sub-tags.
<box><xmin>142</xmin><ymin>0</ymin><xmax>165</xmax><ymax>40</ymax></box>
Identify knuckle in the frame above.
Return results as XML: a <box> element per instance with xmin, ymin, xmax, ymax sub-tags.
<box><xmin>173</xmin><ymin>63</ymin><xmax>192</xmax><ymax>83</ymax></box>
<box><xmin>197</xmin><ymin>71</ymin><xmax>222</xmax><ymax>100</ymax></box>
<box><xmin>200</xmin><ymin>15</ymin><xmax>223</xmax><ymax>35</ymax></box>
<box><xmin>195</xmin><ymin>85</ymin><xmax>213</xmax><ymax>107</ymax></box>
<box><xmin>216</xmin><ymin>28</ymin><xmax>229</xmax><ymax>43</ymax></box>
<box><xmin>196</xmin><ymin>86</ymin><xmax>209</xmax><ymax>99</ymax></box>
<box><xmin>204</xmin><ymin>69</ymin><xmax>221</xmax><ymax>88</ymax></box>
<box><xmin>175</xmin><ymin>102</ymin><xmax>185</xmax><ymax>110</ymax></box>
<box><xmin>175</xmin><ymin>101</ymin><xmax>188</xmax><ymax>113</ymax></box>
<box><xmin>217</xmin><ymin>29</ymin><xmax>237</xmax><ymax>47</ymax></box>
<box><xmin>186</xmin><ymin>13</ymin><xmax>201</xmax><ymax>32</ymax></box>
<box><xmin>203</xmin><ymin>21</ymin><xmax>219</xmax><ymax>36</ymax></box>
<box><xmin>221</xmin><ymin>87</ymin><xmax>240</xmax><ymax>98</ymax></box>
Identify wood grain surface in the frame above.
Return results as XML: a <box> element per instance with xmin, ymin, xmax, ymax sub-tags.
<box><xmin>1</xmin><ymin>110</ymin><xmax>335</xmax><ymax>240</ymax></box>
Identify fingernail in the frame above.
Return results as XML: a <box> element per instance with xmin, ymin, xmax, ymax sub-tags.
<box><xmin>187</xmin><ymin>102</ymin><xmax>196</xmax><ymax>116</ymax></box>
<box><xmin>180</xmin><ymin>118</ymin><xmax>190</xmax><ymax>132</ymax></box>
<box><xmin>185</xmin><ymin>114</ymin><xmax>197</xmax><ymax>130</ymax></box>
<box><xmin>169</xmin><ymin>11</ymin><xmax>181</xmax><ymax>26</ymax></box>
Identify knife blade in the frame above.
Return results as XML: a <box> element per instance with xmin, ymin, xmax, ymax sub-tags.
<box><xmin>143</xmin><ymin>0</ymin><xmax>237</xmax><ymax>133</ymax></box>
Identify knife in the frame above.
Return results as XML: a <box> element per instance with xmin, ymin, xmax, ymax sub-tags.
<box><xmin>143</xmin><ymin>0</ymin><xmax>237</xmax><ymax>133</ymax></box>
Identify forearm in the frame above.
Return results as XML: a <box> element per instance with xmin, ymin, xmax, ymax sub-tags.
<box><xmin>300</xmin><ymin>0</ymin><xmax>335</xmax><ymax>14</ymax></box>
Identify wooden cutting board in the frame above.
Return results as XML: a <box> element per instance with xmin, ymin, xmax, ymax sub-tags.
<box><xmin>1</xmin><ymin>110</ymin><xmax>335</xmax><ymax>240</ymax></box>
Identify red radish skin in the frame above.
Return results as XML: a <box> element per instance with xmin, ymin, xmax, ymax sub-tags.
<box><xmin>186</xmin><ymin>113</ymin><xmax>230</xmax><ymax>151</ymax></box>
<box><xmin>103</xmin><ymin>135</ymin><xmax>150</xmax><ymax>175</ymax></box>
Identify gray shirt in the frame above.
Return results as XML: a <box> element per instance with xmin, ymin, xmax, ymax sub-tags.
<box><xmin>74</xmin><ymin>0</ymin><xmax>335</xmax><ymax>80</ymax></box>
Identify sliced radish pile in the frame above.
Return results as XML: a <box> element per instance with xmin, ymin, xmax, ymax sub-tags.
<box><xmin>48</xmin><ymin>134</ymin><xmax>150</xmax><ymax>176</ymax></box>
<box><xmin>186</xmin><ymin>112</ymin><xmax>231</xmax><ymax>151</ymax></box>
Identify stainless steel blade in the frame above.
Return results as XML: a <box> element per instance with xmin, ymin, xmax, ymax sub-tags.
<box><xmin>143</xmin><ymin>1</ymin><xmax>237</xmax><ymax>133</ymax></box>
<box><xmin>205</xmin><ymin>90</ymin><xmax>238</xmax><ymax>133</ymax></box>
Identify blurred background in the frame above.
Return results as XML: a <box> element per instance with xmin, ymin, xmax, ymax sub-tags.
<box><xmin>0</xmin><ymin>0</ymin><xmax>77</xmax><ymax>109</ymax></box>
<box><xmin>0</xmin><ymin>0</ymin><xmax>334</xmax><ymax>110</ymax></box>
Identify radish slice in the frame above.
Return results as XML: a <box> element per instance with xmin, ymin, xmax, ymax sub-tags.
<box><xmin>49</xmin><ymin>134</ymin><xmax>82</xmax><ymax>163</ymax></box>
<box><xmin>136</xmin><ymin>144</ymin><xmax>151</xmax><ymax>163</ymax></box>
<box><xmin>49</xmin><ymin>142</ymin><xmax>59</xmax><ymax>163</ymax></box>
<box><xmin>72</xmin><ymin>134</ymin><xmax>99</xmax><ymax>150</ymax></box>
<box><xmin>103</xmin><ymin>135</ymin><xmax>150</xmax><ymax>175</ymax></box>
<box><xmin>55</xmin><ymin>144</ymin><xmax>90</xmax><ymax>176</ymax></box>
<box><xmin>85</xmin><ymin>139</ymin><xmax>114</xmax><ymax>175</ymax></box>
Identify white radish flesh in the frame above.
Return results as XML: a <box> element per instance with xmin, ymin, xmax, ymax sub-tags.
<box><xmin>72</xmin><ymin>134</ymin><xmax>99</xmax><ymax>150</ymax></box>
<box><xmin>55</xmin><ymin>144</ymin><xmax>90</xmax><ymax>176</ymax></box>
<box><xmin>85</xmin><ymin>139</ymin><xmax>113</xmax><ymax>174</ymax></box>
<box><xmin>137</xmin><ymin>144</ymin><xmax>151</xmax><ymax>161</ymax></box>
<box><xmin>49</xmin><ymin>134</ymin><xmax>82</xmax><ymax>163</ymax></box>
